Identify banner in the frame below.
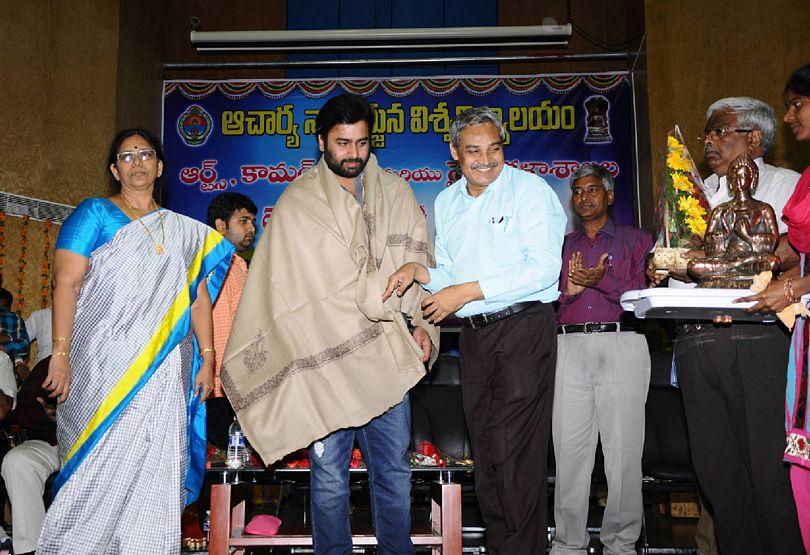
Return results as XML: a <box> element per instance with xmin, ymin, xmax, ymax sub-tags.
<box><xmin>162</xmin><ymin>74</ymin><xmax>637</xmax><ymax>239</ymax></box>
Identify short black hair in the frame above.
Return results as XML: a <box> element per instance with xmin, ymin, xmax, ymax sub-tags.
<box><xmin>107</xmin><ymin>128</ymin><xmax>167</xmax><ymax>194</ymax></box>
<box><xmin>315</xmin><ymin>93</ymin><xmax>375</xmax><ymax>142</ymax></box>
<box><xmin>785</xmin><ymin>64</ymin><xmax>810</xmax><ymax>98</ymax></box>
<box><xmin>0</xmin><ymin>289</ymin><xmax>12</xmax><ymax>308</ymax></box>
<box><xmin>207</xmin><ymin>192</ymin><xmax>258</xmax><ymax>228</ymax></box>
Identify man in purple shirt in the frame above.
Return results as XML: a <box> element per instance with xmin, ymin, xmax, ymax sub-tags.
<box><xmin>552</xmin><ymin>163</ymin><xmax>653</xmax><ymax>555</ymax></box>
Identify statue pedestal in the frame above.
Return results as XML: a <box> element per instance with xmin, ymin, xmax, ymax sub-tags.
<box><xmin>620</xmin><ymin>288</ymin><xmax>777</xmax><ymax>322</ymax></box>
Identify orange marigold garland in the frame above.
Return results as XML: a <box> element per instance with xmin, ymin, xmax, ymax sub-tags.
<box><xmin>40</xmin><ymin>220</ymin><xmax>53</xmax><ymax>308</ymax></box>
<box><xmin>0</xmin><ymin>211</ymin><xmax>5</xmax><ymax>274</ymax></box>
<box><xmin>16</xmin><ymin>214</ymin><xmax>29</xmax><ymax>314</ymax></box>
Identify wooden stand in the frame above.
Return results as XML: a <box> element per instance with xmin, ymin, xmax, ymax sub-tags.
<box><xmin>209</xmin><ymin>480</ymin><xmax>462</xmax><ymax>554</ymax></box>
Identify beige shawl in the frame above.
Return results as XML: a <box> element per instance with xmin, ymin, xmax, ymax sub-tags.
<box><xmin>221</xmin><ymin>154</ymin><xmax>439</xmax><ymax>464</ymax></box>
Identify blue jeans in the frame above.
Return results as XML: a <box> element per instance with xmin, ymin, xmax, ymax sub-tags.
<box><xmin>308</xmin><ymin>396</ymin><xmax>414</xmax><ymax>555</ymax></box>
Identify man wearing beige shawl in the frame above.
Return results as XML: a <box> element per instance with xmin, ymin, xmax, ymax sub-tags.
<box><xmin>221</xmin><ymin>94</ymin><xmax>438</xmax><ymax>555</ymax></box>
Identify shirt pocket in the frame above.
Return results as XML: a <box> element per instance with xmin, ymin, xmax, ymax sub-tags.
<box><xmin>486</xmin><ymin>217</ymin><xmax>521</xmax><ymax>260</ymax></box>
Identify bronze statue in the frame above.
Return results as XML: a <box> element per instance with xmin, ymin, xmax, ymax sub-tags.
<box><xmin>687</xmin><ymin>154</ymin><xmax>780</xmax><ymax>288</ymax></box>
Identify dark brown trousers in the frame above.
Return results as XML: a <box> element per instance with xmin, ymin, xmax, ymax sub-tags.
<box><xmin>459</xmin><ymin>302</ymin><xmax>556</xmax><ymax>555</ymax></box>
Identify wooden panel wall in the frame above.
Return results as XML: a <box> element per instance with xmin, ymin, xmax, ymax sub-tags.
<box><xmin>646</xmin><ymin>0</ymin><xmax>810</xmax><ymax>195</ymax></box>
<box><xmin>0</xmin><ymin>0</ymin><xmax>119</xmax><ymax>206</ymax></box>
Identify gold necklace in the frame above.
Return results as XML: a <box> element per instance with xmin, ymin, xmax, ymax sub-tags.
<box><xmin>121</xmin><ymin>194</ymin><xmax>166</xmax><ymax>255</ymax></box>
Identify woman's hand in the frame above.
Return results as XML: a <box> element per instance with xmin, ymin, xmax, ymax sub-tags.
<box><xmin>736</xmin><ymin>279</ymin><xmax>793</xmax><ymax>314</ymax></box>
<box><xmin>43</xmin><ymin>354</ymin><xmax>72</xmax><ymax>403</ymax></box>
<box><xmin>194</xmin><ymin>355</ymin><xmax>215</xmax><ymax>400</ymax></box>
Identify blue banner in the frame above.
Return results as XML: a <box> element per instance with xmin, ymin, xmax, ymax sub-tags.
<box><xmin>162</xmin><ymin>75</ymin><xmax>637</xmax><ymax>238</ymax></box>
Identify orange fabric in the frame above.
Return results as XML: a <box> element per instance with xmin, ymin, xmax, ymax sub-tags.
<box><xmin>212</xmin><ymin>255</ymin><xmax>248</xmax><ymax>397</ymax></box>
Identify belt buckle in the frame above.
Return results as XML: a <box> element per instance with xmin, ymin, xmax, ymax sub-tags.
<box><xmin>583</xmin><ymin>322</ymin><xmax>600</xmax><ymax>334</ymax></box>
<box><xmin>469</xmin><ymin>313</ymin><xmax>486</xmax><ymax>330</ymax></box>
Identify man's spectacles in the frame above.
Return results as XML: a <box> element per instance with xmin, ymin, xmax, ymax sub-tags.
<box><xmin>116</xmin><ymin>150</ymin><xmax>156</xmax><ymax>164</ymax></box>
<box><xmin>698</xmin><ymin>128</ymin><xmax>753</xmax><ymax>141</ymax></box>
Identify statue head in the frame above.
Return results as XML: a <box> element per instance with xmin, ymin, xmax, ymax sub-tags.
<box><xmin>727</xmin><ymin>154</ymin><xmax>758</xmax><ymax>197</ymax></box>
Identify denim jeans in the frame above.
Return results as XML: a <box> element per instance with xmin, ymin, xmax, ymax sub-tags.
<box><xmin>308</xmin><ymin>396</ymin><xmax>414</xmax><ymax>555</ymax></box>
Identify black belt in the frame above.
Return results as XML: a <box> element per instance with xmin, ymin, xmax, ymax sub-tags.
<box><xmin>461</xmin><ymin>301</ymin><xmax>539</xmax><ymax>330</ymax></box>
<box><xmin>557</xmin><ymin>322</ymin><xmax>634</xmax><ymax>334</ymax></box>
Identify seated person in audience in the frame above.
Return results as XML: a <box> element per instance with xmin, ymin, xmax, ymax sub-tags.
<box><xmin>1</xmin><ymin>356</ymin><xmax>59</xmax><ymax>555</ymax></box>
<box><xmin>0</xmin><ymin>289</ymin><xmax>29</xmax><ymax>366</ymax></box>
<box><xmin>25</xmin><ymin>306</ymin><xmax>53</xmax><ymax>366</ymax></box>
<box><xmin>0</xmin><ymin>352</ymin><xmax>15</xmax><ymax>553</ymax></box>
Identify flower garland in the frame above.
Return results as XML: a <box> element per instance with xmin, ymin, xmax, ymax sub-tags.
<box><xmin>40</xmin><ymin>220</ymin><xmax>53</xmax><ymax>308</ymax></box>
<box><xmin>657</xmin><ymin>128</ymin><xmax>710</xmax><ymax>247</ymax></box>
<box><xmin>0</xmin><ymin>211</ymin><xmax>5</xmax><ymax>274</ymax></box>
<box><xmin>16</xmin><ymin>215</ymin><xmax>29</xmax><ymax>314</ymax></box>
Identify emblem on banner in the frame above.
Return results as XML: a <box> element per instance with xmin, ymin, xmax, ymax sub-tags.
<box><xmin>177</xmin><ymin>105</ymin><xmax>213</xmax><ymax>146</ymax></box>
<box><xmin>583</xmin><ymin>95</ymin><xmax>612</xmax><ymax>144</ymax></box>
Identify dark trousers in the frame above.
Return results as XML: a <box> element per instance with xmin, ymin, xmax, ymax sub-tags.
<box><xmin>675</xmin><ymin>324</ymin><xmax>803</xmax><ymax>554</ymax></box>
<box><xmin>460</xmin><ymin>302</ymin><xmax>556</xmax><ymax>555</ymax></box>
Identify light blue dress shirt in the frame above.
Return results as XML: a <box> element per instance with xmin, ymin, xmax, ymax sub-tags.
<box><xmin>426</xmin><ymin>163</ymin><xmax>567</xmax><ymax>317</ymax></box>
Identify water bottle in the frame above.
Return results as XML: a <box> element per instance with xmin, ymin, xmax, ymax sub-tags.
<box><xmin>203</xmin><ymin>509</ymin><xmax>211</xmax><ymax>543</ymax></box>
<box><xmin>227</xmin><ymin>418</ymin><xmax>247</xmax><ymax>469</ymax></box>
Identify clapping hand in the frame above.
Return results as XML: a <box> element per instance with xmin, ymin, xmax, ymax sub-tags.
<box><xmin>568</xmin><ymin>252</ymin><xmax>609</xmax><ymax>289</ymax></box>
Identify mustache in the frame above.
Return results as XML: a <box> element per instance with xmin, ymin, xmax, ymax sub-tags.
<box><xmin>341</xmin><ymin>158</ymin><xmax>364</xmax><ymax>164</ymax></box>
<box><xmin>471</xmin><ymin>162</ymin><xmax>499</xmax><ymax>170</ymax></box>
<box><xmin>704</xmin><ymin>147</ymin><xmax>719</xmax><ymax>156</ymax></box>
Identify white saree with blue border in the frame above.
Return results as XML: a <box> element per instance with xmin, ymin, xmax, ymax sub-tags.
<box><xmin>38</xmin><ymin>207</ymin><xmax>233</xmax><ymax>554</ymax></box>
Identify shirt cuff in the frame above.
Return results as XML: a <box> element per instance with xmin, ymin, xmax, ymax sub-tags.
<box><xmin>478</xmin><ymin>276</ymin><xmax>503</xmax><ymax>302</ymax></box>
<box><xmin>425</xmin><ymin>267</ymin><xmax>452</xmax><ymax>294</ymax></box>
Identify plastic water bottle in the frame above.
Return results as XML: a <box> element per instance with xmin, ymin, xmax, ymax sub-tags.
<box><xmin>227</xmin><ymin>418</ymin><xmax>247</xmax><ymax>469</ymax></box>
<box><xmin>203</xmin><ymin>509</ymin><xmax>211</xmax><ymax>542</ymax></box>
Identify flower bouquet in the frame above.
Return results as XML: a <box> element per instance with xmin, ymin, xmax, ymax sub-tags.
<box><xmin>652</xmin><ymin>126</ymin><xmax>710</xmax><ymax>273</ymax></box>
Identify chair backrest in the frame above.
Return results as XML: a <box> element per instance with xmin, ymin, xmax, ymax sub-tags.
<box><xmin>410</xmin><ymin>354</ymin><xmax>472</xmax><ymax>460</ymax></box>
<box><xmin>643</xmin><ymin>382</ymin><xmax>694</xmax><ymax>482</ymax></box>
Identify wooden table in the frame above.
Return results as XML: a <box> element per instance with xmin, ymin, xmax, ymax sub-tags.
<box><xmin>208</xmin><ymin>466</ymin><xmax>464</xmax><ymax>554</ymax></box>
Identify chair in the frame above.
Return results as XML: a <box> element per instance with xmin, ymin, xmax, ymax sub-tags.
<box><xmin>640</xmin><ymin>350</ymin><xmax>697</xmax><ymax>553</ymax></box>
<box><xmin>642</xmin><ymin>351</ymin><xmax>694</xmax><ymax>485</ymax></box>
<box><xmin>410</xmin><ymin>354</ymin><xmax>472</xmax><ymax>460</ymax></box>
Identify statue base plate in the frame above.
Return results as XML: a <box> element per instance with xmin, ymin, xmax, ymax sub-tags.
<box><xmin>620</xmin><ymin>288</ymin><xmax>777</xmax><ymax>322</ymax></box>
<box><xmin>697</xmin><ymin>276</ymin><xmax>756</xmax><ymax>289</ymax></box>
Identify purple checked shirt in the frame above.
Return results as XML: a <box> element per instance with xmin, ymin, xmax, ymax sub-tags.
<box><xmin>558</xmin><ymin>219</ymin><xmax>654</xmax><ymax>325</ymax></box>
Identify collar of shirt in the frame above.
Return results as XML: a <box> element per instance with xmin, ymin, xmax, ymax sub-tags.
<box><xmin>454</xmin><ymin>165</ymin><xmax>506</xmax><ymax>201</ymax></box>
<box><xmin>569</xmin><ymin>217</ymin><xmax>616</xmax><ymax>243</ymax></box>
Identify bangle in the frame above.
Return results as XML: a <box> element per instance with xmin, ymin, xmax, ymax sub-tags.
<box><xmin>785</xmin><ymin>278</ymin><xmax>800</xmax><ymax>304</ymax></box>
<box><xmin>52</xmin><ymin>351</ymin><xmax>70</xmax><ymax>357</ymax></box>
<box><xmin>53</xmin><ymin>336</ymin><xmax>70</xmax><ymax>343</ymax></box>
<box><xmin>200</xmin><ymin>347</ymin><xmax>215</xmax><ymax>355</ymax></box>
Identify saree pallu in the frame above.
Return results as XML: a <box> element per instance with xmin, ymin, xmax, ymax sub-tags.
<box><xmin>786</xmin><ymin>252</ymin><xmax>810</xmax><ymax>468</ymax></box>
<box><xmin>784</xmin><ymin>168</ymin><xmax>810</xmax><ymax>467</ymax></box>
<box><xmin>38</xmin><ymin>211</ymin><xmax>233</xmax><ymax>555</ymax></box>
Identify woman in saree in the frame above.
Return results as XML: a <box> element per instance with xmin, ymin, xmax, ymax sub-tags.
<box><xmin>37</xmin><ymin>129</ymin><xmax>234</xmax><ymax>554</ymax></box>
<box><xmin>739</xmin><ymin>64</ymin><xmax>810</xmax><ymax>552</ymax></box>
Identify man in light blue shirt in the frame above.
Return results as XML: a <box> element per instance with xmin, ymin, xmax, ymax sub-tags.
<box><xmin>385</xmin><ymin>107</ymin><xmax>566</xmax><ymax>554</ymax></box>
